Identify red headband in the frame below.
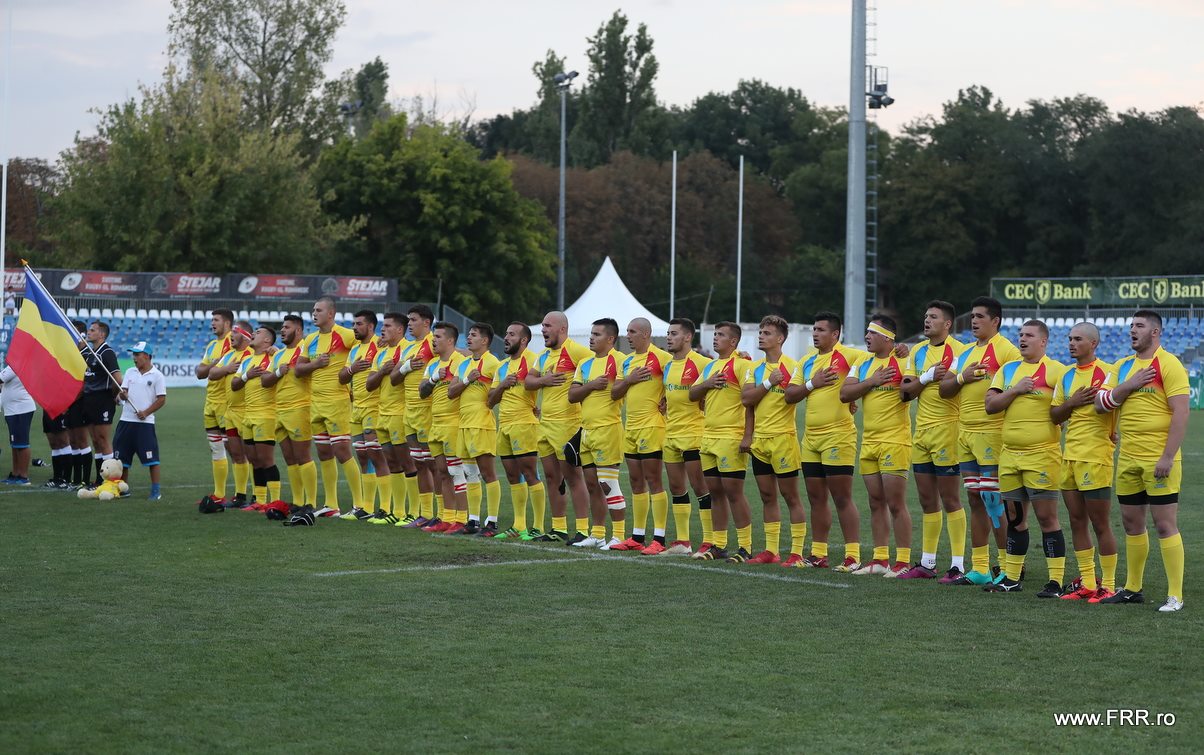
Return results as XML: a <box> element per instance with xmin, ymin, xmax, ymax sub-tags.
<box><xmin>233</xmin><ymin>326</ymin><xmax>252</xmax><ymax>339</ymax></box>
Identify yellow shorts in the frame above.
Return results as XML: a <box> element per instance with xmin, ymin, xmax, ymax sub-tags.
<box><xmin>664</xmin><ymin>434</ymin><xmax>702</xmax><ymax>464</ymax></box>
<box><xmin>750</xmin><ymin>433</ymin><xmax>800</xmax><ymax>475</ymax></box>
<box><xmin>1116</xmin><ymin>454</ymin><xmax>1182</xmax><ymax>497</ymax></box>
<box><xmin>274</xmin><ymin>406</ymin><xmax>311</xmax><ymax>443</ymax></box>
<box><xmin>427</xmin><ymin>422</ymin><xmax>459</xmax><ymax>459</ymax></box>
<box><xmin>404</xmin><ymin>404</ymin><xmax>432</xmax><ymax>443</ymax></box>
<box><xmin>459</xmin><ymin>427</ymin><xmax>497</xmax><ymax>460</ymax></box>
<box><xmin>581</xmin><ymin>424</ymin><xmax>623</xmax><ymax>467</ymax></box>
<box><xmin>350</xmin><ymin>405</ymin><xmax>378</xmax><ymax>437</ymax></box>
<box><xmin>624</xmin><ymin>426</ymin><xmax>665</xmax><ymax>457</ymax></box>
<box><xmin>860</xmin><ymin>441</ymin><xmax>911</xmax><ymax>476</ymax></box>
<box><xmin>911</xmin><ymin>424</ymin><xmax>959</xmax><ymax>468</ymax></box>
<box><xmin>800</xmin><ymin>429</ymin><xmax>856</xmax><ymax>467</ymax></box>
<box><xmin>957</xmin><ymin>429</ymin><xmax>1001</xmax><ymax>469</ymax></box>
<box><xmin>498</xmin><ymin>423</ymin><xmax>540</xmax><ymax>457</ymax></box>
<box><xmin>223</xmin><ymin>407</ymin><xmax>244</xmax><ymax>436</ymax></box>
<box><xmin>203</xmin><ymin>398</ymin><xmax>224</xmax><ymax>429</ymax></box>
<box><xmin>999</xmin><ymin>446</ymin><xmax>1061</xmax><ymax>493</ymax></box>
<box><xmin>700</xmin><ymin>437</ymin><xmax>746</xmax><ymax>474</ymax></box>
<box><xmin>1059</xmin><ymin>460</ymin><xmax>1114</xmax><ymax>493</ymax></box>
<box><xmin>380</xmin><ymin>414</ymin><xmax>407</xmax><ymax>446</ymax></box>
<box><xmin>246</xmin><ymin>416</ymin><xmax>276</xmax><ymax>444</ymax></box>
<box><xmin>538</xmin><ymin>421</ymin><xmax>580</xmax><ymax>461</ymax></box>
<box><xmin>311</xmin><ymin>402</ymin><xmax>352</xmax><ymax>439</ymax></box>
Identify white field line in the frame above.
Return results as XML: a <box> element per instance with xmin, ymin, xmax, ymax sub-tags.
<box><xmin>313</xmin><ymin>557</ymin><xmax>589</xmax><ymax>578</ymax></box>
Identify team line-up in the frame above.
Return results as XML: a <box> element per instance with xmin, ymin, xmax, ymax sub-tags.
<box><xmin>193</xmin><ymin>296</ymin><xmax>1188</xmax><ymax>613</ymax></box>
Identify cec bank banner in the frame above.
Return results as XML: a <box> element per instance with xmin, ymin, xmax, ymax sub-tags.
<box><xmin>993</xmin><ymin>276</ymin><xmax>1204</xmax><ymax>308</ymax></box>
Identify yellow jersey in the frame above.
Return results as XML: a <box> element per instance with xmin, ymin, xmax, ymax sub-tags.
<box><xmin>793</xmin><ymin>344</ymin><xmax>869</xmax><ymax>433</ymax></box>
<box><xmin>1052</xmin><ymin>359</ymin><xmax>1114</xmax><ymax>463</ymax></box>
<box><xmin>268</xmin><ymin>344</ymin><xmax>308</xmax><ymax>411</ymax></box>
<box><xmin>220</xmin><ymin>347</ymin><xmax>253</xmax><ymax>410</ymax></box>
<box><xmin>907</xmin><ymin>337</ymin><xmax>967</xmax><ymax>429</ymax></box>
<box><xmin>495</xmin><ymin>349</ymin><xmax>540</xmax><ymax>427</ymax></box>
<box><xmin>854</xmin><ymin>353</ymin><xmax>910</xmax><ymax>445</ymax></box>
<box><xmin>456</xmin><ymin>352</ymin><xmax>500</xmax><ymax>431</ymax></box>
<box><xmin>1104</xmin><ymin>347</ymin><xmax>1190</xmax><ymax>461</ymax></box>
<box><xmin>535</xmin><ymin>339</ymin><xmax>593</xmax><ymax>424</ymax></box>
<box><xmin>300</xmin><ymin>324</ymin><xmax>356</xmax><ymax>406</ymax></box>
<box><xmin>401</xmin><ymin>333</ymin><xmax>436</xmax><ymax>408</ymax></box>
<box><xmin>954</xmin><ymin>333</ymin><xmax>1021</xmax><ymax>433</ymax></box>
<box><xmin>573</xmin><ymin>349</ymin><xmax>625</xmax><ymax>429</ymax></box>
<box><xmin>745</xmin><ymin>356</ymin><xmax>799</xmax><ymax>436</ymax></box>
<box><xmin>663</xmin><ymin>352</ymin><xmax>708</xmax><ymax>438</ymax></box>
<box><xmin>424</xmin><ymin>351</ymin><xmax>466</xmax><ymax>425</ymax></box>
<box><xmin>701</xmin><ymin>355</ymin><xmax>754</xmax><ymax>439</ymax></box>
<box><xmin>200</xmin><ymin>334</ymin><xmax>233</xmax><ymax>407</ymax></box>
<box><xmin>621</xmin><ymin>345</ymin><xmax>672</xmax><ymax>431</ymax></box>
<box><xmin>237</xmin><ymin>350</ymin><xmax>277</xmax><ymax>420</ymax></box>
<box><xmin>374</xmin><ymin>341</ymin><xmax>407</xmax><ymax>417</ymax></box>
<box><xmin>990</xmin><ymin>356</ymin><xmax>1068</xmax><ymax>451</ymax></box>
<box><xmin>347</xmin><ymin>338</ymin><xmax>382</xmax><ymax>412</ymax></box>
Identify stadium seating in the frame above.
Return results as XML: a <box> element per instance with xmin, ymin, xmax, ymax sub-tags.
<box><xmin>955</xmin><ymin>317</ymin><xmax>1204</xmax><ymax>367</ymax></box>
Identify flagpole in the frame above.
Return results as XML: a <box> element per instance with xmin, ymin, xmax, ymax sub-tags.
<box><xmin>0</xmin><ymin>3</ymin><xmax>12</xmax><ymax>324</ymax></box>
<box><xmin>669</xmin><ymin>150</ymin><xmax>677</xmax><ymax>320</ymax></box>
<box><xmin>736</xmin><ymin>154</ymin><xmax>744</xmax><ymax>324</ymax></box>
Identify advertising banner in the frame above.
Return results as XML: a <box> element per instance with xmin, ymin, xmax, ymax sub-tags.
<box><xmin>993</xmin><ymin>276</ymin><xmax>1204</xmax><ymax>308</ymax></box>
<box><xmin>227</xmin><ymin>273</ymin><xmax>396</xmax><ymax>302</ymax></box>
<box><xmin>4</xmin><ymin>268</ymin><xmax>47</xmax><ymax>294</ymax></box>
<box><xmin>57</xmin><ymin>270</ymin><xmax>141</xmax><ymax>297</ymax></box>
<box><xmin>147</xmin><ymin>273</ymin><xmax>223</xmax><ymax>298</ymax></box>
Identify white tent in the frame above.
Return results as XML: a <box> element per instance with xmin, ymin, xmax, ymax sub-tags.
<box><xmin>538</xmin><ymin>257</ymin><xmax>671</xmax><ymax>341</ymax></box>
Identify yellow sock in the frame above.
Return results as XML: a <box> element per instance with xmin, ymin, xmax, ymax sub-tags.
<box><xmin>552</xmin><ymin>515</ymin><xmax>568</xmax><ymax>534</ymax></box>
<box><xmin>790</xmin><ymin>522</ymin><xmax>807</xmax><ymax>556</ymax></box>
<box><xmin>285</xmin><ymin>464</ymin><xmax>301</xmax><ymax>505</ymax></box>
<box><xmin>922</xmin><ymin>512</ymin><xmax>943</xmax><ymax>556</ymax></box>
<box><xmin>737</xmin><ymin>525</ymin><xmax>752</xmax><ymax>551</ymax></box>
<box><xmin>486</xmin><ymin>480</ymin><xmax>501</xmax><ymax>520</ymax></box>
<box><xmin>390</xmin><ymin>474</ymin><xmax>407</xmax><ymax>515</ymax></box>
<box><xmin>419</xmin><ymin>491</ymin><xmax>434</xmax><ymax>519</ymax></box>
<box><xmin>1160</xmin><ymin>533</ymin><xmax>1184</xmax><ymax>599</ymax></box>
<box><xmin>972</xmin><ymin>544</ymin><xmax>990</xmax><ymax>575</ymax></box>
<box><xmin>1100</xmin><ymin>552</ymin><xmax>1118</xmax><ymax>591</ymax></box>
<box><xmin>362</xmin><ymin>474</ymin><xmax>378</xmax><ymax>510</ymax></box>
<box><xmin>896</xmin><ymin>547</ymin><xmax>911</xmax><ymax>565</ymax></box>
<box><xmin>319</xmin><ymin>458</ymin><xmax>339</xmax><ymax>509</ymax></box>
<box><xmin>631</xmin><ymin>492</ymin><xmax>649</xmax><ymax>533</ymax></box>
<box><xmin>211</xmin><ymin>458</ymin><xmax>229</xmax><ymax>499</ymax></box>
<box><xmin>510</xmin><ymin>482</ymin><xmax>529</xmax><ymax>531</ymax></box>
<box><xmin>713</xmin><ymin>527</ymin><xmax>729</xmax><ymax>549</ymax></box>
<box><xmin>764</xmin><ymin>521</ymin><xmax>781</xmax><ymax>555</ymax></box>
<box><xmin>947</xmin><ymin>509</ymin><xmax>967</xmax><ymax>559</ymax></box>
<box><xmin>873</xmin><ymin>545</ymin><xmax>889</xmax><ymax>562</ymax></box>
<box><xmin>233</xmin><ymin>462</ymin><xmax>250</xmax><ymax>499</ymax></box>
<box><xmin>591</xmin><ymin>524</ymin><xmax>605</xmax><ymax>540</ymax></box>
<box><xmin>459</xmin><ymin>508</ymin><xmax>470</xmax><ymax>525</ymax></box>
<box><xmin>1047</xmin><ymin>556</ymin><xmax>1066</xmax><ymax>585</ymax></box>
<box><xmin>671</xmin><ymin>499</ymin><xmax>691</xmax><ymax>542</ymax></box>
<box><xmin>341</xmin><ymin>459</ymin><xmax>363</xmax><ymax>507</ymax></box>
<box><xmin>433</xmin><ymin>494</ymin><xmax>443</xmax><ymax>518</ymax></box>
<box><xmin>845</xmin><ymin>542</ymin><xmax>861</xmax><ymax>563</ymax></box>
<box><xmin>530</xmin><ymin>482</ymin><xmax>547</xmax><ymax>531</ymax></box>
<box><xmin>699</xmin><ymin>507</ymin><xmax>713</xmax><ymax>544</ymax></box>
<box><xmin>377</xmin><ymin>476</ymin><xmax>392</xmax><ymax>513</ymax></box>
<box><xmin>1124</xmin><ymin>533</ymin><xmax>1149</xmax><ymax>592</ymax></box>
<box><xmin>467</xmin><ymin>481</ymin><xmax>483</xmax><ymax>520</ymax></box>
<box><xmin>405</xmin><ymin>474</ymin><xmax>420</xmax><ymax>516</ymax></box>
<box><xmin>1075</xmin><ymin>548</ymin><xmax>1098</xmax><ymax>591</ymax></box>
<box><xmin>1005</xmin><ymin>552</ymin><xmax>1025</xmax><ymax>581</ymax></box>
<box><xmin>300</xmin><ymin>461</ymin><xmax>318</xmax><ymax>507</ymax></box>
<box><xmin>612</xmin><ymin>519</ymin><xmax>625</xmax><ymax>542</ymax></box>
<box><xmin>651</xmin><ymin>491</ymin><xmax>669</xmax><ymax>533</ymax></box>
<box><xmin>267</xmin><ymin>480</ymin><xmax>281</xmax><ymax>502</ymax></box>
<box><xmin>253</xmin><ymin>485</ymin><xmax>267</xmax><ymax>503</ymax></box>
<box><xmin>811</xmin><ymin>541</ymin><xmax>829</xmax><ymax>559</ymax></box>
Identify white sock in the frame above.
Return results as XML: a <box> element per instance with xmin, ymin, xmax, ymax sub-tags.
<box><xmin>921</xmin><ymin>552</ymin><xmax>937</xmax><ymax>570</ymax></box>
<box><xmin>951</xmin><ymin>555</ymin><xmax>965</xmax><ymax>571</ymax></box>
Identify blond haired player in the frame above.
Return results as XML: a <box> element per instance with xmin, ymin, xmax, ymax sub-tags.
<box><xmin>487</xmin><ymin>322</ymin><xmax>545</xmax><ymax>540</ymax></box>
<box><xmin>262</xmin><ymin>315</ymin><xmax>317</xmax><ymax>507</ymax></box>
<box><xmin>448</xmin><ymin>322</ymin><xmax>501</xmax><ymax>534</ymax></box>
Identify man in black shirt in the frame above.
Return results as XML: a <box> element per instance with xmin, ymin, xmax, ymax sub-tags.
<box><xmin>80</xmin><ymin>321</ymin><xmax>122</xmax><ymax>486</ymax></box>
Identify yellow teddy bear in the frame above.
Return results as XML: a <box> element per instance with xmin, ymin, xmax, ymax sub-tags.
<box><xmin>77</xmin><ymin>458</ymin><xmax>130</xmax><ymax>501</ymax></box>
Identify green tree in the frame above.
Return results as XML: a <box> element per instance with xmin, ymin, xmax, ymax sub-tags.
<box><xmin>50</xmin><ymin>69</ymin><xmax>352</xmax><ymax>273</ymax></box>
<box><xmin>317</xmin><ymin>116</ymin><xmax>556</xmax><ymax>323</ymax></box>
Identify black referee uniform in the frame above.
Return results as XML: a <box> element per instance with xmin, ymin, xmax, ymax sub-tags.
<box><xmin>80</xmin><ymin>341</ymin><xmax>120</xmax><ymax>484</ymax></box>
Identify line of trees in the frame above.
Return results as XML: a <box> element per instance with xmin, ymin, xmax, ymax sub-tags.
<box><xmin>7</xmin><ymin>4</ymin><xmax>1203</xmax><ymax>332</ymax></box>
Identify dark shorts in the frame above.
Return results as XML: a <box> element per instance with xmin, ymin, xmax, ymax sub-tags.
<box><xmin>6</xmin><ymin>412</ymin><xmax>33</xmax><ymax>449</ymax></box>
<box><xmin>80</xmin><ymin>391</ymin><xmax>117</xmax><ymax>426</ymax></box>
<box><xmin>113</xmin><ymin>421</ymin><xmax>160</xmax><ymax>467</ymax></box>
<box><xmin>42</xmin><ymin>408</ymin><xmax>69</xmax><ymax>434</ymax></box>
<box><xmin>63</xmin><ymin>396</ymin><xmax>88</xmax><ymax>430</ymax></box>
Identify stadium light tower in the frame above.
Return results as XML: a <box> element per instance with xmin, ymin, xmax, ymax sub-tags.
<box><xmin>554</xmin><ymin>70</ymin><xmax>578</xmax><ymax>311</ymax></box>
<box><xmin>844</xmin><ymin>0</ymin><xmax>868</xmax><ymax>343</ymax></box>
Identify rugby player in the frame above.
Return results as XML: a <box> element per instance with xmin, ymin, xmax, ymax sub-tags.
<box><xmin>448</xmin><ymin>322</ymin><xmax>501</xmax><ymax>535</ymax></box>
<box><xmin>196</xmin><ymin>308</ymin><xmax>234</xmax><ymax>502</ymax></box>
<box><xmin>741</xmin><ymin>315</ymin><xmax>805</xmax><ymax>565</ymax></box>
<box><xmin>1050</xmin><ymin>322</ymin><xmax>1118</xmax><ymax>602</ymax></box>
<box><xmin>939</xmin><ymin>296</ymin><xmax>1020</xmax><ymax>585</ymax></box>
<box><xmin>487</xmin><ymin>322</ymin><xmax>545</xmax><ymax>540</ymax></box>
<box><xmin>898</xmin><ymin>301</ymin><xmax>968</xmax><ymax>581</ymax></box>
<box><xmin>839</xmin><ymin>315</ymin><xmax>912</xmax><ymax>576</ymax></box>
<box><xmin>1097</xmin><ymin>310</ymin><xmax>1189</xmax><ymax>612</ymax></box>
<box><xmin>608</xmin><ymin>318</ymin><xmax>673</xmax><ymax>553</ymax></box>
<box><xmin>367</xmin><ymin>312</ymin><xmax>419</xmax><ymax>525</ymax></box>
<box><xmin>339</xmin><ymin>310</ymin><xmax>391</xmax><ymax>520</ymax></box>
<box><xmin>983</xmin><ymin>320</ymin><xmax>1069</xmax><ymax>596</ymax></box>
<box><xmin>690</xmin><ymin>321</ymin><xmax>755</xmax><ymax>561</ymax></box>
<box><xmin>526</xmin><ymin>311</ymin><xmax>593</xmax><ymax>544</ymax></box>
<box><xmin>232</xmin><ymin>326</ymin><xmax>281</xmax><ymax>504</ymax></box>
<box><xmin>419</xmin><ymin>322</ymin><xmax>468</xmax><ymax>533</ymax></box>
<box><xmin>262</xmin><ymin>315</ymin><xmax>318</xmax><ymax>507</ymax></box>
<box><xmin>567</xmin><ymin>318</ymin><xmax>628</xmax><ymax>549</ymax></box>
<box><xmin>207</xmin><ymin>322</ymin><xmax>253</xmax><ymax>505</ymax></box>
<box><xmin>396</xmin><ymin>305</ymin><xmax>438</xmax><ymax>527</ymax></box>
<box><xmin>657</xmin><ymin>318</ymin><xmax>712</xmax><ymax>556</ymax></box>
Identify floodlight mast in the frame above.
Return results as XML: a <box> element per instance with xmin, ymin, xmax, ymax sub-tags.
<box><xmin>555</xmin><ymin>70</ymin><xmax>578</xmax><ymax>310</ymax></box>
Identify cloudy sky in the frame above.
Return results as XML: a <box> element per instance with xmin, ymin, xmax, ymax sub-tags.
<box><xmin>6</xmin><ymin>0</ymin><xmax>1202</xmax><ymax>160</ymax></box>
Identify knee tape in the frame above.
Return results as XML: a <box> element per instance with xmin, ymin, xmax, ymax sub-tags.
<box><xmin>447</xmin><ymin>457</ymin><xmax>467</xmax><ymax>487</ymax></box>
<box><xmin>463</xmin><ymin>462</ymin><xmax>481</xmax><ymax>484</ymax></box>
<box><xmin>607</xmin><ymin>500</ymin><xmax>627</xmax><ymax>511</ymax></box>
<box><xmin>963</xmin><ymin>476</ymin><xmax>981</xmax><ymax>491</ymax></box>
<box><xmin>313</xmin><ymin>433</ymin><xmax>331</xmax><ymax>446</ymax></box>
<box><xmin>208</xmin><ymin>439</ymin><xmax>227</xmax><ymax>461</ymax></box>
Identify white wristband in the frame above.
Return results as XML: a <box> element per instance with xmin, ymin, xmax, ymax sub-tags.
<box><xmin>761</xmin><ymin>378</ymin><xmax>773</xmax><ymax>390</ymax></box>
<box><xmin>805</xmin><ymin>379</ymin><xmax>814</xmax><ymax>392</ymax></box>
<box><xmin>275</xmin><ymin>366</ymin><xmax>284</xmax><ymax>378</ymax></box>
<box><xmin>399</xmin><ymin>361</ymin><xmax>415</xmax><ymax>376</ymax></box>
<box><xmin>919</xmin><ymin>366</ymin><xmax>937</xmax><ymax>385</ymax></box>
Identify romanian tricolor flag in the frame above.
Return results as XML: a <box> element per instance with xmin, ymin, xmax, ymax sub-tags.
<box><xmin>7</xmin><ymin>266</ymin><xmax>86</xmax><ymax>418</ymax></box>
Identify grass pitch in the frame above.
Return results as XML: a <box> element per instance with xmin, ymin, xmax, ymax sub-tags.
<box><xmin>2</xmin><ymin>388</ymin><xmax>1201</xmax><ymax>753</ymax></box>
